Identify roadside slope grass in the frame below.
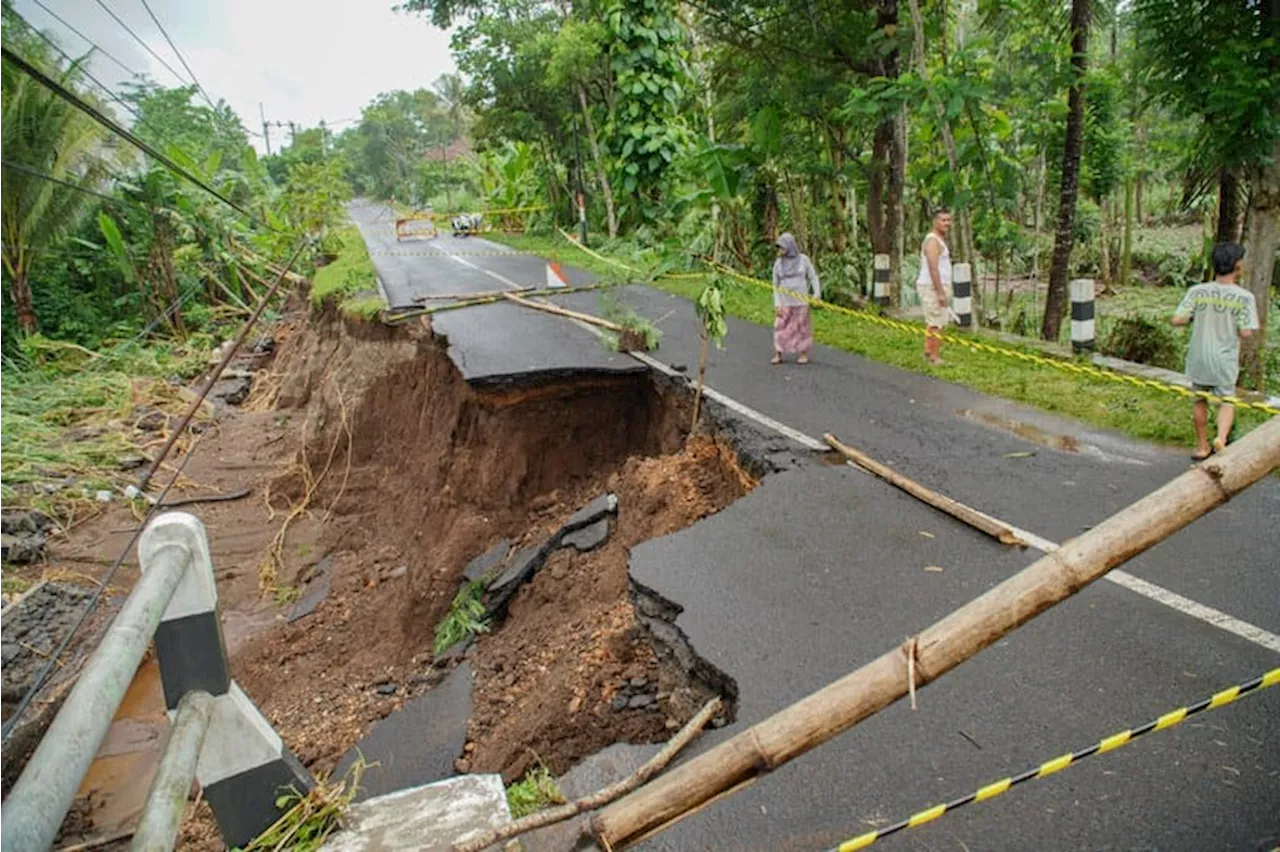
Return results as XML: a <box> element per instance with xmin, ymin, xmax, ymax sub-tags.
<box><xmin>491</xmin><ymin>234</ymin><xmax>1268</xmax><ymax>446</ymax></box>
<box><xmin>311</xmin><ymin>225</ymin><xmax>381</xmax><ymax>318</ymax></box>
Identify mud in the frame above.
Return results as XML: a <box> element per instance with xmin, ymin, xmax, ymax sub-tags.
<box><xmin>228</xmin><ymin>308</ymin><xmax>755</xmax><ymax>785</ymax></box>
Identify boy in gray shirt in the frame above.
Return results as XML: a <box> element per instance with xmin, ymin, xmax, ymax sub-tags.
<box><xmin>1171</xmin><ymin>242</ymin><xmax>1259</xmax><ymax>459</ymax></box>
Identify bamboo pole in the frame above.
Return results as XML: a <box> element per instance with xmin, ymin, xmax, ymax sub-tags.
<box><xmin>591</xmin><ymin>416</ymin><xmax>1280</xmax><ymax>847</ymax></box>
<box><xmin>824</xmin><ymin>433</ymin><xmax>1024</xmax><ymax>546</ymax></box>
<box><xmin>502</xmin><ymin>292</ymin><xmax>625</xmax><ymax>332</ymax></box>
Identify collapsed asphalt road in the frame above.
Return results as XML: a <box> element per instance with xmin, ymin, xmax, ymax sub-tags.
<box><xmin>348</xmin><ymin>201</ymin><xmax>1279</xmax><ymax>850</ymax></box>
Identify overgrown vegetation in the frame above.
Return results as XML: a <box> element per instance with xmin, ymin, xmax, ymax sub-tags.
<box><xmin>434</xmin><ymin>581</ymin><xmax>490</xmax><ymax>657</ymax></box>
<box><xmin>506</xmin><ymin>763</ymin><xmax>565</xmax><ymax>819</ymax></box>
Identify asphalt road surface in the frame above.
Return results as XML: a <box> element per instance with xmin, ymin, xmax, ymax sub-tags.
<box><xmin>349</xmin><ymin>201</ymin><xmax>1279</xmax><ymax>851</ymax></box>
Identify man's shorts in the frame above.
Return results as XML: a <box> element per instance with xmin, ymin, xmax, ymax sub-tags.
<box><xmin>1192</xmin><ymin>383</ymin><xmax>1236</xmax><ymax>401</ymax></box>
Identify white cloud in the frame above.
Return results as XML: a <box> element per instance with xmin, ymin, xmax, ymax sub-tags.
<box><xmin>14</xmin><ymin>0</ymin><xmax>456</xmax><ymax>152</ymax></box>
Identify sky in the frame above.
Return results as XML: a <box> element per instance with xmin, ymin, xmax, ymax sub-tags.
<box><xmin>12</xmin><ymin>0</ymin><xmax>457</xmax><ymax>153</ymax></box>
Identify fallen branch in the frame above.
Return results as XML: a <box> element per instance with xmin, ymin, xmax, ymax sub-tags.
<box><xmin>824</xmin><ymin>433</ymin><xmax>1024</xmax><ymax>546</ymax></box>
<box><xmin>414</xmin><ymin>286</ymin><xmax>536</xmax><ymax>302</ymax></box>
<box><xmin>503</xmin><ymin>291</ymin><xmax>625</xmax><ymax>332</ymax></box>
<box><xmin>454</xmin><ymin>697</ymin><xmax>722</xmax><ymax>852</ymax></box>
<box><xmin>591</xmin><ymin>418</ymin><xmax>1280</xmax><ymax>847</ymax></box>
<box><xmin>157</xmin><ymin>487</ymin><xmax>252</xmax><ymax>509</ymax></box>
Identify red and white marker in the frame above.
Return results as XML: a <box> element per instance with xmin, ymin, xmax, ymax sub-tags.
<box><xmin>546</xmin><ymin>261</ymin><xmax>569</xmax><ymax>289</ymax></box>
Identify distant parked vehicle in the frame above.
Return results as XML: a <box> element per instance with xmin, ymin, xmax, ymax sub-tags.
<box><xmin>451</xmin><ymin>213</ymin><xmax>484</xmax><ymax>237</ymax></box>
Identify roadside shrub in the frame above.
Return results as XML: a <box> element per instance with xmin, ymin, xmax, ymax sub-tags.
<box><xmin>1100</xmin><ymin>315</ymin><xmax>1180</xmax><ymax>370</ymax></box>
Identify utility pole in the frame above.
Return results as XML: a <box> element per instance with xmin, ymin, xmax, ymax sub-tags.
<box><xmin>259</xmin><ymin>102</ymin><xmax>272</xmax><ymax>156</ymax></box>
<box><xmin>288</xmin><ymin>121</ymin><xmax>297</xmax><ymax>147</ymax></box>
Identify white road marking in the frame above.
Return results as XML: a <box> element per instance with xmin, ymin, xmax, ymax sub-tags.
<box><xmin>449</xmin><ymin>248</ymin><xmax>1280</xmax><ymax>655</ymax></box>
<box><xmin>1004</xmin><ymin>523</ymin><xmax>1280</xmax><ymax>655</ymax></box>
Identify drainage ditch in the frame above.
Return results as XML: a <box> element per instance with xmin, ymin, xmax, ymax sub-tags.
<box><xmin>228</xmin><ymin>310</ymin><xmax>758</xmax><ymax>788</ymax></box>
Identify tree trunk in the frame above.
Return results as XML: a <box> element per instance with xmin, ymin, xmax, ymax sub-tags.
<box><xmin>1032</xmin><ymin>147</ymin><xmax>1046</xmax><ymax>284</ymax></box>
<box><xmin>1042</xmin><ymin>0</ymin><xmax>1090</xmax><ymax>342</ymax></box>
<box><xmin>1099</xmin><ymin>196</ymin><xmax>1113</xmax><ymax>295</ymax></box>
<box><xmin>1216</xmin><ymin>168</ymin><xmax>1241</xmax><ymax>243</ymax></box>
<box><xmin>1241</xmin><ymin>139</ymin><xmax>1280</xmax><ymax>389</ymax></box>
<box><xmin>890</xmin><ymin>108</ymin><xmax>907</xmax><ymax>303</ymax></box>
<box><xmin>577</xmin><ymin>86</ymin><xmax>618</xmax><ymax>239</ymax></box>
<box><xmin>867</xmin><ymin>123</ymin><xmax>891</xmax><ymax>255</ymax></box>
<box><xmin>10</xmin><ymin>267</ymin><xmax>38</xmax><ymax>334</ymax></box>
<box><xmin>1135</xmin><ymin>175</ymin><xmax>1144</xmax><ymax>224</ymax></box>
<box><xmin>1121</xmin><ymin>178</ymin><xmax>1133</xmax><ymax>287</ymax></box>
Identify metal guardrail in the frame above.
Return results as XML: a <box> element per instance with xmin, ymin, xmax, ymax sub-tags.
<box><xmin>0</xmin><ymin>513</ymin><xmax>311</xmax><ymax>852</ymax></box>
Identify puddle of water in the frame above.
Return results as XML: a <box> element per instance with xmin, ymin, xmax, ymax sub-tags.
<box><xmin>73</xmin><ymin>659</ymin><xmax>167</xmax><ymax>837</ymax></box>
<box><xmin>960</xmin><ymin>409</ymin><xmax>1080</xmax><ymax>452</ymax></box>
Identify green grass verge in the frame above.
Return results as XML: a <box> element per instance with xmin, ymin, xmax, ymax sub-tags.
<box><xmin>506</xmin><ymin>765</ymin><xmax>565</xmax><ymax>819</ymax></box>
<box><xmin>491</xmin><ymin>234</ymin><xmax>1269</xmax><ymax>446</ymax></box>
<box><xmin>311</xmin><ymin>225</ymin><xmax>379</xmax><ymax>317</ymax></box>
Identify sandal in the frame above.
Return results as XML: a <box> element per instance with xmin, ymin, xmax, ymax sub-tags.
<box><xmin>770</xmin><ymin>354</ymin><xmax>782</xmax><ymax>365</ymax></box>
<box><xmin>1191</xmin><ymin>450</ymin><xmax>1212</xmax><ymax>461</ymax></box>
<box><xmin>797</xmin><ymin>355</ymin><xmax>809</xmax><ymax>365</ymax></box>
<box><xmin>1213</xmin><ymin>438</ymin><xmax>1227</xmax><ymax>454</ymax></box>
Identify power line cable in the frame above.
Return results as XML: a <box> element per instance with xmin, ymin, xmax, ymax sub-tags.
<box><xmin>2</xmin><ymin>45</ymin><xmax>279</xmax><ymax>231</ymax></box>
<box><xmin>0</xmin><ymin>158</ymin><xmax>137</xmax><ymax>208</ymax></box>
<box><xmin>136</xmin><ymin>0</ymin><xmax>216</xmax><ymax>112</ymax></box>
<box><xmin>28</xmin><ymin>0</ymin><xmax>137</xmax><ymax>80</ymax></box>
<box><xmin>8</xmin><ymin>10</ymin><xmax>198</xmax><ymax>168</ymax></box>
<box><xmin>91</xmin><ymin>0</ymin><xmax>188</xmax><ymax>88</ymax></box>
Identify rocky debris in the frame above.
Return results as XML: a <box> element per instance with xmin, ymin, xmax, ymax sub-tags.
<box><xmin>251</xmin><ymin>335</ymin><xmax>276</xmax><ymax>355</ymax></box>
<box><xmin>1</xmin><ymin>582</ymin><xmax>95</xmax><ymax>704</ymax></box>
<box><xmin>210</xmin><ymin>375</ymin><xmax>252</xmax><ymax>407</ymax></box>
<box><xmin>562</xmin><ymin>493</ymin><xmax>618</xmax><ymax>533</ymax></box>
<box><xmin>0</xmin><ymin>510</ymin><xmax>55</xmax><ymax>566</ymax></box>
<box><xmin>462</xmin><ymin>539</ymin><xmax>510</xmax><ymax>584</ymax></box>
<box><xmin>288</xmin><ymin>555</ymin><xmax>333</xmax><ymax>623</ymax></box>
<box><xmin>334</xmin><ymin>662</ymin><xmax>475</xmax><ymax>801</ymax></box>
<box><xmin>559</xmin><ymin>517</ymin><xmax>610</xmax><ymax>553</ymax></box>
<box><xmin>116</xmin><ymin>454</ymin><xmax>148</xmax><ymax>471</ymax></box>
<box><xmin>609</xmin><ymin>675</ymin><xmax>660</xmax><ymax>713</ymax></box>
<box><xmin>134</xmin><ymin>407</ymin><xmax>169</xmax><ymax>432</ymax></box>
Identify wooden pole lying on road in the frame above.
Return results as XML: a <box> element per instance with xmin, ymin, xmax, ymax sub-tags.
<box><xmin>503</xmin><ymin>291</ymin><xmax>625</xmax><ymax>332</ymax></box>
<box><xmin>590</xmin><ymin>416</ymin><xmax>1280</xmax><ymax>848</ymax></box>
<box><xmin>824</xmin><ymin>433</ymin><xmax>1025</xmax><ymax>546</ymax></box>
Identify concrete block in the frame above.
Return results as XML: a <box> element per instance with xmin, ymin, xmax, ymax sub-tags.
<box><xmin>321</xmin><ymin>773</ymin><xmax>512</xmax><ymax>852</ymax></box>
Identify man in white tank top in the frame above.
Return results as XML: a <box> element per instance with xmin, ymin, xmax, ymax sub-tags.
<box><xmin>915</xmin><ymin>208</ymin><xmax>953</xmax><ymax>365</ymax></box>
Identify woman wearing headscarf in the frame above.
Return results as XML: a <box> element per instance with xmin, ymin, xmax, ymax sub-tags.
<box><xmin>771</xmin><ymin>233</ymin><xmax>821</xmax><ymax>364</ymax></box>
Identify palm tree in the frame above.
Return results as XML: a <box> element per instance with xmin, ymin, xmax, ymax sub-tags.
<box><xmin>1</xmin><ymin>27</ymin><xmax>108</xmax><ymax>334</ymax></box>
<box><xmin>433</xmin><ymin>73</ymin><xmax>468</xmax><ymax>210</ymax></box>
<box><xmin>1041</xmin><ymin>0</ymin><xmax>1091</xmax><ymax>342</ymax></box>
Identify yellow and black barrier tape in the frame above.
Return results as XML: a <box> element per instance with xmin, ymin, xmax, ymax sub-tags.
<box><xmin>827</xmin><ymin>667</ymin><xmax>1280</xmax><ymax>851</ymax></box>
<box><xmin>548</xmin><ymin>230</ymin><xmax>1277</xmax><ymax>416</ymax></box>
<box><xmin>397</xmin><ymin>204</ymin><xmax>548</xmax><ymax>221</ymax></box>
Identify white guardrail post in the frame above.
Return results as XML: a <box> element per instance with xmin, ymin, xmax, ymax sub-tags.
<box><xmin>0</xmin><ymin>513</ymin><xmax>313</xmax><ymax>852</ymax></box>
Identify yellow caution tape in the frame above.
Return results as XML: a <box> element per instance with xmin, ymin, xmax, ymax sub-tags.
<box><xmin>829</xmin><ymin>668</ymin><xmax>1278</xmax><ymax>851</ymax></box>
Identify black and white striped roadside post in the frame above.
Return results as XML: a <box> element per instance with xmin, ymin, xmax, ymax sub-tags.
<box><xmin>951</xmin><ymin>262</ymin><xmax>973</xmax><ymax>328</ymax></box>
<box><xmin>1069</xmin><ymin>278</ymin><xmax>1096</xmax><ymax>352</ymax></box>
<box><xmin>873</xmin><ymin>254</ymin><xmax>890</xmax><ymax>308</ymax></box>
<box><xmin>140</xmin><ymin>514</ymin><xmax>313</xmax><ymax>848</ymax></box>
